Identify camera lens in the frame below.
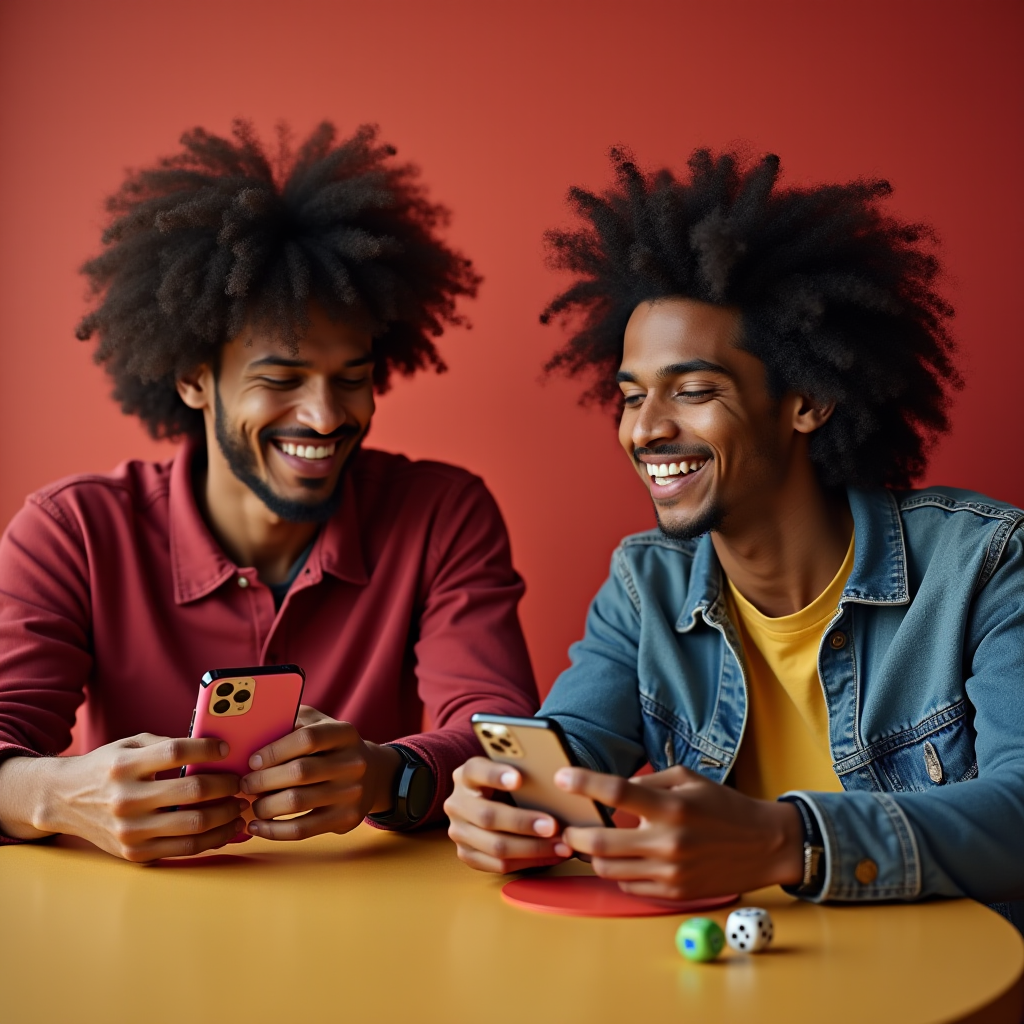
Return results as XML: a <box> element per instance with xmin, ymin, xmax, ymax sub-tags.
<box><xmin>490</xmin><ymin>743</ymin><xmax>504</xmax><ymax>754</ymax></box>
<box><xmin>481</xmin><ymin>729</ymin><xmax>493</xmax><ymax>739</ymax></box>
<box><xmin>499</xmin><ymin>737</ymin><xmax>512</xmax><ymax>748</ymax></box>
<box><xmin>213</xmin><ymin>699</ymin><xmax>231</xmax><ymax>714</ymax></box>
<box><xmin>233</xmin><ymin>689</ymin><xmax>251</xmax><ymax>703</ymax></box>
<box><xmin>215</xmin><ymin>682</ymin><xmax>234</xmax><ymax>697</ymax></box>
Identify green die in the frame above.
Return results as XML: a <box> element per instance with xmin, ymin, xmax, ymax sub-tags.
<box><xmin>675</xmin><ymin>917</ymin><xmax>725</xmax><ymax>962</ymax></box>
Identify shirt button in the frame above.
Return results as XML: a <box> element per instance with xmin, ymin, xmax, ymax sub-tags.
<box><xmin>237</xmin><ymin>576</ymin><xmax>250</xmax><ymax>589</ymax></box>
<box><xmin>829</xmin><ymin>632</ymin><xmax>847</xmax><ymax>650</ymax></box>
<box><xmin>855</xmin><ymin>858</ymin><xmax>878</xmax><ymax>885</ymax></box>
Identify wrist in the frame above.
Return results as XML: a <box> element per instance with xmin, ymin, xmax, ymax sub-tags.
<box><xmin>766</xmin><ymin>798</ymin><xmax>805</xmax><ymax>888</ymax></box>
<box><xmin>0</xmin><ymin>756</ymin><xmax>60</xmax><ymax>840</ymax></box>
<box><xmin>366</xmin><ymin>743</ymin><xmax>403</xmax><ymax>815</ymax></box>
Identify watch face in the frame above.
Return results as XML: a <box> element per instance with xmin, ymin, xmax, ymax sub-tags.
<box><xmin>407</xmin><ymin>764</ymin><xmax>434</xmax><ymax>821</ymax></box>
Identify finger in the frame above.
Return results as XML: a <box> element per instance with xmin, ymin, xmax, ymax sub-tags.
<box><xmin>446</xmin><ymin>786</ymin><xmax>558</xmax><ymax>838</ymax></box>
<box><xmin>125</xmin><ymin>799</ymin><xmax>248</xmax><ymax>843</ymax></box>
<box><xmin>453</xmin><ymin>842</ymin><xmax>568</xmax><ymax>875</ymax></box>
<box><xmin>590</xmin><ymin>856</ymin><xmax>677</xmax><ymax>882</ymax></box>
<box><xmin>241</xmin><ymin>749</ymin><xmax>364</xmax><ymax>796</ymax></box>
<box><xmin>149</xmin><ymin>772</ymin><xmax>243</xmax><ymax>810</ymax></box>
<box><xmin>555</xmin><ymin>767</ymin><xmax>677</xmax><ymax>820</ymax></box>
<box><xmin>447</xmin><ymin>818</ymin><xmax>571</xmax><ymax>866</ymax></box>
<box><xmin>247</xmin><ymin>804</ymin><xmax>362</xmax><ymax>842</ymax></box>
<box><xmin>562</xmin><ymin>824</ymin><xmax>664</xmax><ymax>858</ymax></box>
<box><xmin>455</xmin><ymin>757</ymin><xmax>522</xmax><ymax>795</ymax></box>
<box><xmin>127</xmin><ymin>818</ymin><xmax>246</xmax><ymax>862</ymax></box>
<box><xmin>249</xmin><ymin>779</ymin><xmax>359</xmax><ymax>821</ymax></box>
<box><xmin>111</xmin><ymin>737</ymin><xmax>231</xmax><ymax>780</ymax></box>
<box><xmin>248</xmin><ymin>720</ymin><xmax>357</xmax><ymax>771</ymax></box>
<box><xmin>294</xmin><ymin>705</ymin><xmax>330</xmax><ymax>728</ymax></box>
<box><xmin>632</xmin><ymin>765</ymin><xmax>706</xmax><ymax>790</ymax></box>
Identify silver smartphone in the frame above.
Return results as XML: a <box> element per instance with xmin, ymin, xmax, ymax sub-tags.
<box><xmin>471</xmin><ymin>714</ymin><xmax>614</xmax><ymax>828</ymax></box>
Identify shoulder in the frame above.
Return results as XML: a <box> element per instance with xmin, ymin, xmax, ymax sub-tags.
<box><xmin>892</xmin><ymin>486</ymin><xmax>1023</xmax><ymax>526</ymax></box>
<box><xmin>17</xmin><ymin>457</ymin><xmax>174</xmax><ymax>538</ymax></box>
<box><xmin>607</xmin><ymin>528</ymin><xmax>711</xmax><ymax>615</ymax></box>
<box><xmin>348</xmin><ymin>448</ymin><xmax>505</xmax><ymax>538</ymax></box>
<box><xmin>351</xmin><ymin>448</ymin><xmax>485</xmax><ymax>494</ymax></box>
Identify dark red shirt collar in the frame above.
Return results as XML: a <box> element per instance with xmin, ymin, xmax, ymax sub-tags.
<box><xmin>169</xmin><ymin>436</ymin><xmax>369</xmax><ymax>606</ymax></box>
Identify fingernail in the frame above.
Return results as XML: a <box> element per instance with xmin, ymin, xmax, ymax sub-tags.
<box><xmin>236</xmin><ymin>800</ymin><xmax>248</xmax><ymax>813</ymax></box>
<box><xmin>218</xmin><ymin>741</ymin><xmax>229</xmax><ymax>757</ymax></box>
<box><xmin>249</xmin><ymin>754</ymin><xmax>263</xmax><ymax>769</ymax></box>
<box><xmin>235</xmin><ymin>818</ymin><xmax>245</xmax><ymax>833</ymax></box>
<box><xmin>554</xmin><ymin>768</ymin><xmax>573</xmax><ymax>787</ymax></box>
<box><xmin>248</xmin><ymin>821</ymin><xmax>260</xmax><ymax>835</ymax></box>
<box><xmin>554</xmin><ymin>843</ymin><xmax>571</xmax><ymax>857</ymax></box>
<box><xmin>240</xmin><ymin>779</ymin><xmax>251</xmax><ymax>794</ymax></box>
<box><xmin>499</xmin><ymin>771</ymin><xmax>517</xmax><ymax>788</ymax></box>
<box><xmin>534</xmin><ymin>818</ymin><xmax>556</xmax><ymax>837</ymax></box>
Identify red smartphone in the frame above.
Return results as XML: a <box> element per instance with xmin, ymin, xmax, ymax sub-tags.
<box><xmin>183</xmin><ymin>664</ymin><xmax>305</xmax><ymax>779</ymax></box>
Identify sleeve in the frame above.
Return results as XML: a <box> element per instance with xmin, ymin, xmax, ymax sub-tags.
<box><xmin>537</xmin><ymin>549</ymin><xmax>649</xmax><ymax>779</ymax></box>
<box><xmin>0</xmin><ymin>495</ymin><xmax>94</xmax><ymax>844</ymax></box>
<box><xmin>786</xmin><ymin>529</ymin><xmax>1024</xmax><ymax>906</ymax></box>
<box><xmin>371</xmin><ymin>476</ymin><xmax>539</xmax><ymax>828</ymax></box>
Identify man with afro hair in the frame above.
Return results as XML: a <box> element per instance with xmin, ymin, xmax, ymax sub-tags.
<box><xmin>446</xmin><ymin>148</ymin><xmax>1024</xmax><ymax>930</ymax></box>
<box><xmin>0</xmin><ymin>121</ymin><xmax>538</xmax><ymax>860</ymax></box>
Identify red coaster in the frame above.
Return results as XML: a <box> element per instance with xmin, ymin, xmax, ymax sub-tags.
<box><xmin>501</xmin><ymin>876</ymin><xmax>738</xmax><ymax>917</ymax></box>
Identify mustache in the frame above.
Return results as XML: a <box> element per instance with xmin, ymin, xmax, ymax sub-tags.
<box><xmin>633</xmin><ymin>445</ymin><xmax>714</xmax><ymax>461</ymax></box>
<box><xmin>260</xmin><ymin>423</ymin><xmax>362</xmax><ymax>444</ymax></box>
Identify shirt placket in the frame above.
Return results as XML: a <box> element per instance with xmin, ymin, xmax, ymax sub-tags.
<box><xmin>233</xmin><ymin>568</ymin><xmax>279</xmax><ymax>665</ymax></box>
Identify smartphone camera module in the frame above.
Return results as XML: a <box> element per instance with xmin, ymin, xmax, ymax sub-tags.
<box><xmin>477</xmin><ymin>723</ymin><xmax>523</xmax><ymax>758</ymax></box>
<box><xmin>209</xmin><ymin>678</ymin><xmax>256</xmax><ymax>717</ymax></box>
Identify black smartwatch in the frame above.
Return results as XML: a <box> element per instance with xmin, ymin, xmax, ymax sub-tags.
<box><xmin>366</xmin><ymin>744</ymin><xmax>434</xmax><ymax>830</ymax></box>
<box><xmin>779</xmin><ymin>795</ymin><xmax>826</xmax><ymax>897</ymax></box>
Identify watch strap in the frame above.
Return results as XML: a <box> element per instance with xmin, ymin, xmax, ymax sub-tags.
<box><xmin>366</xmin><ymin>744</ymin><xmax>434</xmax><ymax>830</ymax></box>
<box><xmin>779</xmin><ymin>795</ymin><xmax>826</xmax><ymax>897</ymax></box>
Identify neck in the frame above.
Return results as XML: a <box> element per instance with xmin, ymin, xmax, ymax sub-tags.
<box><xmin>710</xmin><ymin>463</ymin><xmax>853</xmax><ymax>618</ymax></box>
<box><xmin>195</xmin><ymin>444</ymin><xmax>322</xmax><ymax>586</ymax></box>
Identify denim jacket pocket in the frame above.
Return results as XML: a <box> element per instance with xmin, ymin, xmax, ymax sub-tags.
<box><xmin>852</xmin><ymin>701</ymin><xmax>977</xmax><ymax>794</ymax></box>
<box><xmin>639</xmin><ymin>693</ymin><xmax>732</xmax><ymax>782</ymax></box>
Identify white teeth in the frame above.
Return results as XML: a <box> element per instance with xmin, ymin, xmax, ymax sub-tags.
<box><xmin>278</xmin><ymin>441</ymin><xmax>336</xmax><ymax>460</ymax></box>
<box><xmin>314</xmin><ymin>446</ymin><xmax>327</xmax><ymax>458</ymax></box>
<box><xmin>285</xmin><ymin>443</ymin><xmax>295</xmax><ymax>455</ymax></box>
<box><xmin>668</xmin><ymin>463</ymin><xmax>680</xmax><ymax>476</ymax></box>
<box><xmin>646</xmin><ymin>464</ymin><xmax>656</xmax><ymax>477</ymax></box>
<box><xmin>690</xmin><ymin>460</ymin><xmax>701</xmax><ymax>471</ymax></box>
<box><xmin>658</xmin><ymin>464</ymin><xmax>669</xmax><ymax>476</ymax></box>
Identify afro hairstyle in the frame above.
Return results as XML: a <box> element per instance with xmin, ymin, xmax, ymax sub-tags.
<box><xmin>541</xmin><ymin>148</ymin><xmax>961</xmax><ymax>489</ymax></box>
<box><xmin>77</xmin><ymin>120</ymin><xmax>481</xmax><ymax>438</ymax></box>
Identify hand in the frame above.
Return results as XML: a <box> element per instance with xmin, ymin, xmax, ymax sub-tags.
<box><xmin>240</xmin><ymin>706</ymin><xmax>402</xmax><ymax>841</ymax></box>
<box><xmin>444</xmin><ymin>756</ymin><xmax>573</xmax><ymax>873</ymax></box>
<box><xmin>0</xmin><ymin>735</ymin><xmax>246</xmax><ymax>862</ymax></box>
<box><xmin>555</xmin><ymin>765</ymin><xmax>804</xmax><ymax>899</ymax></box>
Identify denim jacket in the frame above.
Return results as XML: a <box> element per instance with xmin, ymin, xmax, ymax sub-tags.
<box><xmin>540</xmin><ymin>487</ymin><xmax>1024</xmax><ymax>925</ymax></box>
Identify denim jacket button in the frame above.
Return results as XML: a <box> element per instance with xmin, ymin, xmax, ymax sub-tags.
<box><xmin>829</xmin><ymin>631</ymin><xmax>847</xmax><ymax>650</ymax></box>
<box><xmin>855</xmin><ymin>858</ymin><xmax>878</xmax><ymax>885</ymax></box>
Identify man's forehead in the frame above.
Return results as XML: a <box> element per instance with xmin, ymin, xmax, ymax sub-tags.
<box><xmin>620</xmin><ymin>298</ymin><xmax>741</xmax><ymax>375</ymax></box>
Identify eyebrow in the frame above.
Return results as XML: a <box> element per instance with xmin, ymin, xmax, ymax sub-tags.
<box><xmin>615</xmin><ymin>359</ymin><xmax>733</xmax><ymax>384</ymax></box>
<box><xmin>248</xmin><ymin>355</ymin><xmax>375</xmax><ymax>370</ymax></box>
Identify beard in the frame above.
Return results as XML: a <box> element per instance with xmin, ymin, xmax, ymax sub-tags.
<box><xmin>654</xmin><ymin>498</ymin><xmax>726</xmax><ymax>541</ymax></box>
<box><xmin>213</xmin><ymin>387</ymin><xmax>356</xmax><ymax>524</ymax></box>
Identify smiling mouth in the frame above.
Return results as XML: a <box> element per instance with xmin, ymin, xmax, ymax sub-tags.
<box><xmin>271</xmin><ymin>440</ymin><xmax>338</xmax><ymax>462</ymax></box>
<box><xmin>645</xmin><ymin>458</ymin><xmax>708</xmax><ymax>485</ymax></box>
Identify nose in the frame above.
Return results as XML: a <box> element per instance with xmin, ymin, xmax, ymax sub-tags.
<box><xmin>295</xmin><ymin>377</ymin><xmax>348</xmax><ymax>436</ymax></box>
<box><xmin>629</xmin><ymin>392</ymin><xmax>680</xmax><ymax>450</ymax></box>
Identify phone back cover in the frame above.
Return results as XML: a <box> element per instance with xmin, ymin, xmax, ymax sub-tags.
<box><xmin>185</xmin><ymin>671</ymin><xmax>303</xmax><ymax>778</ymax></box>
<box><xmin>474</xmin><ymin>721</ymin><xmax>608</xmax><ymax>828</ymax></box>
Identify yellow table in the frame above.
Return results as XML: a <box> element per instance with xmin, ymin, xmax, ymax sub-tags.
<box><xmin>1</xmin><ymin>824</ymin><xmax>1021</xmax><ymax>1024</ymax></box>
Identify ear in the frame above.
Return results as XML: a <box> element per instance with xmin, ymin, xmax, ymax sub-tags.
<box><xmin>176</xmin><ymin>366</ymin><xmax>215</xmax><ymax>412</ymax></box>
<box><xmin>790</xmin><ymin>394</ymin><xmax>835</xmax><ymax>435</ymax></box>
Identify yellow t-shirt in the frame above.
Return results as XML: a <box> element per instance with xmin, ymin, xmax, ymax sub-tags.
<box><xmin>727</xmin><ymin>533</ymin><xmax>855</xmax><ymax>801</ymax></box>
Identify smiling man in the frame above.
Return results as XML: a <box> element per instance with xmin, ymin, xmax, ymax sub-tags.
<box><xmin>446</xmin><ymin>149</ymin><xmax>1024</xmax><ymax>930</ymax></box>
<box><xmin>0</xmin><ymin>121</ymin><xmax>538</xmax><ymax>860</ymax></box>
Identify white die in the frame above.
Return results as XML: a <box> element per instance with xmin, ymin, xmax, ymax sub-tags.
<box><xmin>725</xmin><ymin>907</ymin><xmax>773</xmax><ymax>952</ymax></box>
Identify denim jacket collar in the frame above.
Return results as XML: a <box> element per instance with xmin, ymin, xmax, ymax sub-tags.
<box><xmin>675</xmin><ymin>486</ymin><xmax>911</xmax><ymax>632</ymax></box>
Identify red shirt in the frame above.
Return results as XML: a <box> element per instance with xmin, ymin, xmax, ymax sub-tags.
<box><xmin>0</xmin><ymin>440</ymin><xmax>538</xmax><ymax>837</ymax></box>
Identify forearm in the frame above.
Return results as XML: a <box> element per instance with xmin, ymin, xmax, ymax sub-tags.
<box><xmin>0</xmin><ymin>755</ymin><xmax>61</xmax><ymax>841</ymax></box>
<box><xmin>791</xmin><ymin>773</ymin><xmax>1024</xmax><ymax>903</ymax></box>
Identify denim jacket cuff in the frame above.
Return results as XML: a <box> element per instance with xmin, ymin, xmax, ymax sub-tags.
<box><xmin>780</xmin><ymin>790</ymin><xmax>922</xmax><ymax>902</ymax></box>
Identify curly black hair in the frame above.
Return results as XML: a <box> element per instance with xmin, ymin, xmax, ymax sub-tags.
<box><xmin>541</xmin><ymin>148</ymin><xmax>960</xmax><ymax>489</ymax></box>
<box><xmin>77</xmin><ymin>120</ymin><xmax>481</xmax><ymax>438</ymax></box>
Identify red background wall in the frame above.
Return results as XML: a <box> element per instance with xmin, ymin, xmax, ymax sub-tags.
<box><xmin>1</xmin><ymin>0</ymin><xmax>1022</xmax><ymax>698</ymax></box>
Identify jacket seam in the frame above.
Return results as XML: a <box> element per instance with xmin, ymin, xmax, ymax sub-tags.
<box><xmin>638</xmin><ymin>692</ymin><xmax>732</xmax><ymax>763</ymax></box>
